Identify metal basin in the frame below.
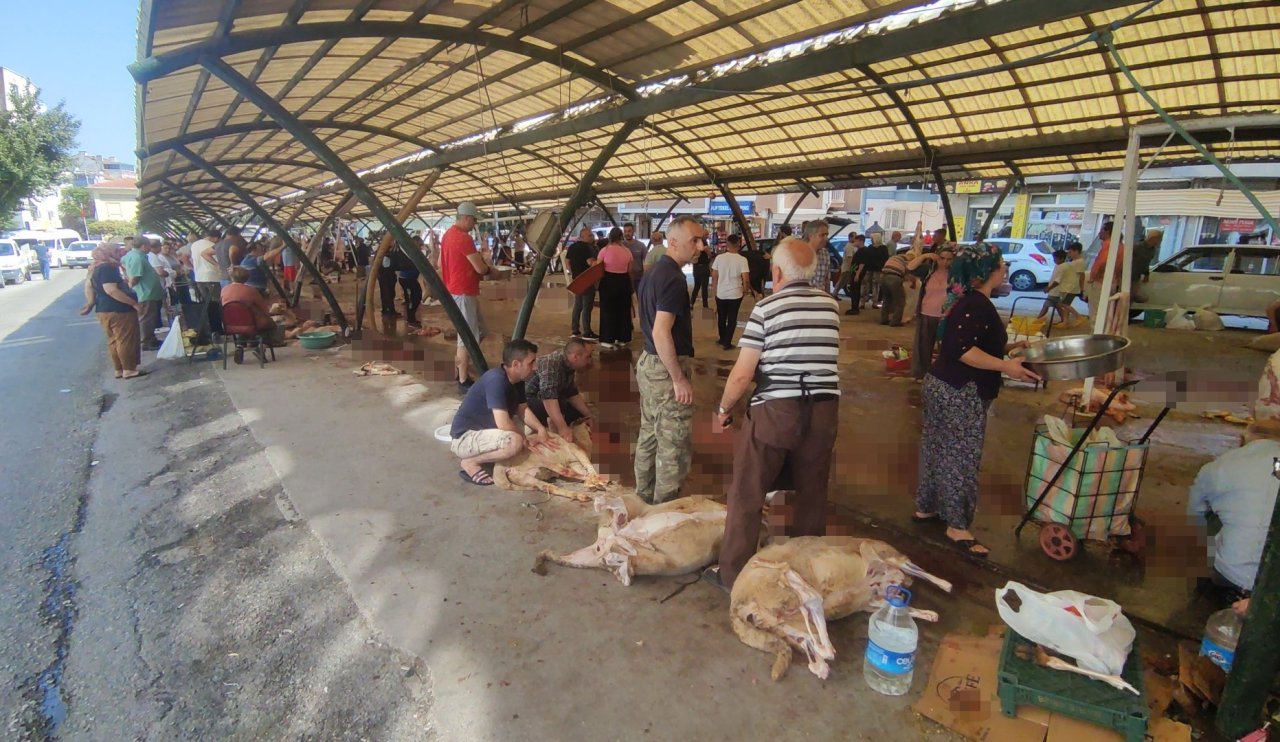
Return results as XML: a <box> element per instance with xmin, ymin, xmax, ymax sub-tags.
<box><xmin>1019</xmin><ymin>334</ymin><xmax>1130</xmax><ymax>381</ymax></box>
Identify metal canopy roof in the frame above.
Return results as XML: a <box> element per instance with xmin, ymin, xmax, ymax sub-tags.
<box><xmin>133</xmin><ymin>0</ymin><xmax>1280</xmax><ymax>229</ymax></box>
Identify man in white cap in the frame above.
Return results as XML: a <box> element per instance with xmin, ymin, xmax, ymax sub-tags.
<box><xmin>440</xmin><ymin>202</ymin><xmax>492</xmax><ymax>390</ymax></box>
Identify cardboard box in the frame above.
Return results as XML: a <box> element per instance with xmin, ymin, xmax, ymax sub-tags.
<box><xmin>915</xmin><ymin>634</ymin><xmax>1191</xmax><ymax>742</ymax></box>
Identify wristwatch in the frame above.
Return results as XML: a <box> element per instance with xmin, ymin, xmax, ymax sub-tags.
<box><xmin>716</xmin><ymin>404</ymin><xmax>730</xmax><ymax>416</ymax></box>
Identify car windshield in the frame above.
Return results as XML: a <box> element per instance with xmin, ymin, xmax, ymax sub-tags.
<box><xmin>70</xmin><ymin>242</ymin><xmax>95</xmax><ymax>251</ymax></box>
<box><xmin>0</xmin><ymin>243</ymin><xmax>14</xmax><ymax>257</ymax></box>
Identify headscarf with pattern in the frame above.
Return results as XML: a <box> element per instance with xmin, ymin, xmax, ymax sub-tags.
<box><xmin>938</xmin><ymin>241</ymin><xmax>1004</xmax><ymax>335</ymax></box>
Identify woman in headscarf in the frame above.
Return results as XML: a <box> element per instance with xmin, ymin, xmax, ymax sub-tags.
<box><xmin>79</xmin><ymin>243</ymin><xmax>146</xmax><ymax>379</ymax></box>
<box><xmin>595</xmin><ymin>226</ymin><xmax>634</xmax><ymax>349</ymax></box>
<box><xmin>913</xmin><ymin>242</ymin><xmax>1037</xmax><ymax>557</ymax></box>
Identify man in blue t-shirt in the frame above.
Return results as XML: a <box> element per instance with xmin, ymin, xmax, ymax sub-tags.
<box><xmin>450</xmin><ymin>339</ymin><xmax>551</xmax><ymax>486</ymax></box>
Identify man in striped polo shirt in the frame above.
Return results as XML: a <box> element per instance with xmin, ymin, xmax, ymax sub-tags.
<box><xmin>708</xmin><ymin>237</ymin><xmax>842</xmax><ymax>590</ymax></box>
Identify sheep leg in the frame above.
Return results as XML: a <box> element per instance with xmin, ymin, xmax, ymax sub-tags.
<box><xmin>533</xmin><ymin>542</ymin><xmax>605</xmax><ymax>575</ymax></box>
<box><xmin>504</xmin><ymin>468</ymin><xmax>592</xmax><ymax>502</ymax></box>
<box><xmin>731</xmin><ymin>610</ymin><xmax>794</xmax><ymax>681</ymax></box>
<box><xmin>899</xmin><ymin>560</ymin><xmax>954</xmax><ymax>593</ymax></box>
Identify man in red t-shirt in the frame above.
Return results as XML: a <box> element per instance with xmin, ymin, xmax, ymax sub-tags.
<box><xmin>440</xmin><ymin>202</ymin><xmax>492</xmax><ymax>389</ymax></box>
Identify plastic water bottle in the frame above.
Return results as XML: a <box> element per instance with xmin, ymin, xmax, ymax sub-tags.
<box><xmin>1201</xmin><ymin>607</ymin><xmax>1243</xmax><ymax>673</ymax></box>
<box><xmin>864</xmin><ymin>585</ymin><xmax>918</xmax><ymax>695</ymax></box>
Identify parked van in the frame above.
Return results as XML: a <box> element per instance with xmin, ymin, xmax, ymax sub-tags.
<box><xmin>0</xmin><ymin>239</ymin><xmax>32</xmax><ymax>284</ymax></box>
<box><xmin>10</xmin><ymin>228</ymin><xmax>82</xmax><ymax>269</ymax></box>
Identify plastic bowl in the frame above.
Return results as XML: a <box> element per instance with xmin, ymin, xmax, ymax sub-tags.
<box><xmin>297</xmin><ymin>330</ymin><xmax>336</xmax><ymax>350</ymax></box>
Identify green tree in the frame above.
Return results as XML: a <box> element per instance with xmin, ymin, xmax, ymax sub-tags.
<box><xmin>86</xmin><ymin>218</ymin><xmax>138</xmax><ymax>239</ymax></box>
<box><xmin>58</xmin><ymin>185</ymin><xmax>94</xmax><ymax>229</ymax></box>
<box><xmin>0</xmin><ymin>87</ymin><xmax>79</xmax><ymax>222</ymax></box>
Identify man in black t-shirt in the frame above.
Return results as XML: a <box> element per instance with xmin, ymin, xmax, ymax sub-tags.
<box><xmin>566</xmin><ymin>226</ymin><xmax>600</xmax><ymax>339</ymax></box>
<box><xmin>634</xmin><ymin>215</ymin><xmax>705</xmax><ymax>504</ymax></box>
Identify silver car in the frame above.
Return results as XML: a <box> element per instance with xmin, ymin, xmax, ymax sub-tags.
<box><xmin>1137</xmin><ymin>244</ymin><xmax>1279</xmax><ymax>318</ymax></box>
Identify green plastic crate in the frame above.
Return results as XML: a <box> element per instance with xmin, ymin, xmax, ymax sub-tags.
<box><xmin>997</xmin><ymin>629</ymin><xmax>1148</xmax><ymax>742</ymax></box>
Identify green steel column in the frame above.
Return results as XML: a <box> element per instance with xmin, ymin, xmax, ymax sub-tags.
<box><xmin>168</xmin><ymin>148</ymin><xmax>350</xmax><ymax>329</ymax></box>
<box><xmin>201</xmin><ymin>56</ymin><xmax>485</xmax><ymax>373</ymax></box>
<box><xmin>715</xmin><ymin>181</ymin><xmax>758</xmax><ymax>253</ymax></box>
<box><xmin>511</xmin><ymin>120</ymin><xmax>641</xmax><ymax>341</ymax></box>
<box><xmin>1216</xmin><ymin>462</ymin><xmax>1280</xmax><ymax>738</ymax></box>
<box><xmin>780</xmin><ymin>184</ymin><xmax>817</xmax><ymax>230</ymax></box>
<box><xmin>652</xmin><ymin>197</ymin><xmax>686</xmax><ymax>232</ymax></box>
<box><xmin>975</xmin><ymin>164</ymin><xmax>1023</xmax><ymax>243</ymax></box>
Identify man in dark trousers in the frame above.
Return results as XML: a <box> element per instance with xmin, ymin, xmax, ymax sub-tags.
<box><xmin>566</xmin><ymin>226</ymin><xmax>599</xmax><ymax>340</ymax></box>
<box><xmin>707</xmin><ymin>237</ymin><xmax>841</xmax><ymax>590</ymax></box>
<box><xmin>396</xmin><ymin>237</ymin><xmax>425</xmax><ymax>328</ymax></box>
<box><xmin>378</xmin><ymin>239</ymin><xmax>400</xmax><ymax>318</ymax></box>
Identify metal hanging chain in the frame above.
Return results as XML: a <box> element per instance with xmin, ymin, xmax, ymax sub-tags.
<box><xmin>472</xmin><ymin>43</ymin><xmax>519</xmax><ymax>215</ymax></box>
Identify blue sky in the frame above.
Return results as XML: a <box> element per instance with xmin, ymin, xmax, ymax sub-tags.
<box><xmin>6</xmin><ymin>2</ymin><xmax>138</xmax><ymax>165</ymax></box>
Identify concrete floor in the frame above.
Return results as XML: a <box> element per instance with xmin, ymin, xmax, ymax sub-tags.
<box><xmin>300</xmin><ymin>269</ymin><xmax>1269</xmax><ymax>641</ymax></box>
<box><xmin>223</xmin><ymin>268</ymin><xmax>1262</xmax><ymax>738</ymax></box>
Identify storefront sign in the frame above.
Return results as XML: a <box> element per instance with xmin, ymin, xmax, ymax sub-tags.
<box><xmin>954</xmin><ymin>180</ymin><xmax>982</xmax><ymax>194</ymax></box>
<box><xmin>708</xmin><ymin>197</ymin><xmax>755</xmax><ymax>216</ymax></box>
<box><xmin>1010</xmin><ymin>193</ymin><xmax>1030</xmax><ymax>239</ymax></box>
<box><xmin>1220</xmin><ymin>218</ymin><xmax>1258</xmax><ymax>234</ymax></box>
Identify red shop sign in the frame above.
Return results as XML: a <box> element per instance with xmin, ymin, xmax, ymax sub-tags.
<box><xmin>1220</xmin><ymin>218</ymin><xmax>1258</xmax><ymax>233</ymax></box>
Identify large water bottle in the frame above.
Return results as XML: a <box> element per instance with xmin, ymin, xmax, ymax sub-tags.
<box><xmin>864</xmin><ymin>585</ymin><xmax>918</xmax><ymax>695</ymax></box>
<box><xmin>1200</xmin><ymin>607</ymin><xmax>1243</xmax><ymax>673</ymax></box>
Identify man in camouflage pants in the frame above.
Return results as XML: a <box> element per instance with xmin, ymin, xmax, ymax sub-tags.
<box><xmin>634</xmin><ymin>215</ymin><xmax>706</xmax><ymax>503</ymax></box>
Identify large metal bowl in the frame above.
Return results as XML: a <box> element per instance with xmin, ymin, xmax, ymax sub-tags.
<box><xmin>1018</xmin><ymin>334</ymin><xmax>1130</xmax><ymax>381</ymax></box>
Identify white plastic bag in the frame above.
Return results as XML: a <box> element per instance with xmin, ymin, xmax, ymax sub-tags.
<box><xmin>1193</xmin><ymin>305</ymin><xmax>1224</xmax><ymax>331</ymax></box>
<box><xmin>995</xmin><ymin>581</ymin><xmax>1135</xmax><ymax>676</ymax></box>
<box><xmin>1165</xmin><ymin>304</ymin><xmax>1195</xmax><ymax>331</ymax></box>
<box><xmin>156</xmin><ymin>318</ymin><xmax>185</xmax><ymax>360</ymax></box>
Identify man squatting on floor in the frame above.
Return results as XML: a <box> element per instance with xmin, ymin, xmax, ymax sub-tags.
<box><xmin>450</xmin><ymin>339</ymin><xmax>551</xmax><ymax>486</ymax></box>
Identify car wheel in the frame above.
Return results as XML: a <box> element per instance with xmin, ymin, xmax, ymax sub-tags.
<box><xmin>1010</xmin><ymin>270</ymin><xmax>1036</xmax><ymax>292</ymax></box>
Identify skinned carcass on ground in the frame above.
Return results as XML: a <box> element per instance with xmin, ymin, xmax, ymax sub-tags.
<box><xmin>534</xmin><ymin>493</ymin><xmax>727</xmax><ymax>585</ymax></box>
<box><xmin>730</xmin><ymin>536</ymin><xmax>952</xmax><ymax>681</ymax></box>
<box><xmin>493</xmin><ymin>425</ymin><xmax>611</xmax><ymax>501</ymax></box>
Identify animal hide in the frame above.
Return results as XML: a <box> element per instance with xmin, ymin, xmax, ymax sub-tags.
<box><xmin>729</xmin><ymin>536</ymin><xmax>951</xmax><ymax>680</ymax></box>
<box><xmin>534</xmin><ymin>493</ymin><xmax>726</xmax><ymax>585</ymax></box>
<box><xmin>493</xmin><ymin>425</ymin><xmax>611</xmax><ymax>501</ymax></box>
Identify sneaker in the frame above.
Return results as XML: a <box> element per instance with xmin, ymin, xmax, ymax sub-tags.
<box><xmin>233</xmin><ymin>347</ymin><xmax>245</xmax><ymax>365</ymax></box>
<box><xmin>845</xmin><ymin>308</ymin><xmax>860</xmax><ymax>315</ymax></box>
<box><xmin>582</xmin><ymin>331</ymin><xmax>599</xmax><ymax>340</ymax></box>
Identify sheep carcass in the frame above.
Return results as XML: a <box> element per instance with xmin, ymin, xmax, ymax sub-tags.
<box><xmin>534</xmin><ymin>493</ymin><xmax>726</xmax><ymax>585</ymax></box>
<box><xmin>730</xmin><ymin>536</ymin><xmax>952</xmax><ymax>681</ymax></box>
<box><xmin>493</xmin><ymin>426</ymin><xmax>611</xmax><ymax>502</ymax></box>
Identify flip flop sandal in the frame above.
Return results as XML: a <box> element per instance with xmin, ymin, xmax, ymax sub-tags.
<box><xmin>947</xmin><ymin>537</ymin><xmax>989</xmax><ymax>559</ymax></box>
<box><xmin>911</xmin><ymin>513</ymin><xmax>941</xmax><ymax>523</ymax></box>
<box><xmin>458</xmin><ymin>469</ymin><xmax>494</xmax><ymax>487</ymax></box>
<box><xmin>124</xmin><ymin>370</ymin><xmax>150</xmax><ymax>379</ymax></box>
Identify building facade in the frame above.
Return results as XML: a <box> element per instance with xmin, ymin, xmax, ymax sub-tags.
<box><xmin>88</xmin><ymin>178</ymin><xmax>140</xmax><ymax>223</ymax></box>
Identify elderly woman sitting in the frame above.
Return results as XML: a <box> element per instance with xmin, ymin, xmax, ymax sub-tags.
<box><xmin>914</xmin><ymin>242</ymin><xmax>1040</xmax><ymax>557</ymax></box>
<box><xmin>221</xmin><ymin>266</ymin><xmax>286</xmax><ymax>349</ymax></box>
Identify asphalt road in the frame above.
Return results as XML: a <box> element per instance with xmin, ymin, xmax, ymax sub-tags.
<box><xmin>0</xmin><ymin>269</ymin><xmax>105</xmax><ymax>738</ymax></box>
<box><xmin>0</xmin><ymin>270</ymin><xmax>432</xmax><ymax>739</ymax></box>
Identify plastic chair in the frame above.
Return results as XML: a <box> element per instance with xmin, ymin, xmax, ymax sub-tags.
<box><xmin>221</xmin><ymin>301</ymin><xmax>276</xmax><ymax>369</ymax></box>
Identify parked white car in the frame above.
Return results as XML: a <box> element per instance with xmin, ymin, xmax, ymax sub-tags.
<box><xmin>979</xmin><ymin>238</ymin><xmax>1056</xmax><ymax>291</ymax></box>
<box><xmin>63</xmin><ymin>240</ymin><xmax>98</xmax><ymax>269</ymax></box>
<box><xmin>0</xmin><ymin>239</ymin><xmax>32</xmax><ymax>284</ymax></box>
<box><xmin>1136</xmin><ymin>244</ymin><xmax>1280</xmax><ymax>318</ymax></box>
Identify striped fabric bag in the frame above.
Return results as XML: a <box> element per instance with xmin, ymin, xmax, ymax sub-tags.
<box><xmin>1025</xmin><ymin>427</ymin><xmax>1146</xmax><ymax>540</ymax></box>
